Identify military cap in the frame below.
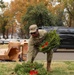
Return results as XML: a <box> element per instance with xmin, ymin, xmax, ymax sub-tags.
<box><xmin>29</xmin><ymin>24</ymin><xmax>38</xmax><ymax>33</ymax></box>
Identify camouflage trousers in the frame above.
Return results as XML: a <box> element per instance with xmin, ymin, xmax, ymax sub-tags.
<box><xmin>27</xmin><ymin>47</ymin><xmax>53</xmax><ymax>63</ymax></box>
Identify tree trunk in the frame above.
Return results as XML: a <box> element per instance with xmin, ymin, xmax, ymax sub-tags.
<box><xmin>11</xmin><ymin>25</ymin><xmax>13</xmax><ymax>38</ymax></box>
<box><xmin>69</xmin><ymin>16</ymin><xmax>72</xmax><ymax>27</ymax></box>
<box><xmin>3</xmin><ymin>32</ymin><xmax>5</xmax><ymax>38</ymax></box>
<box><xmin>6</xmin><ymin>29</ymin><xmax>9</xmax><ymax>39</ymax></box>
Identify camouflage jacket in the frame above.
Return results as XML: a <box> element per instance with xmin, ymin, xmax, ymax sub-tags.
<box><xmin>28</xmin><ymin>29</ymin><xmax>47</xmax><ymax>48</ymax></box>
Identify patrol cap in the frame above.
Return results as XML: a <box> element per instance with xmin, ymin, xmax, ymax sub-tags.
<box><xmin>29</xmin><ymin>24</ymin><xmax>38</xmax><ymax>33</ymax></box>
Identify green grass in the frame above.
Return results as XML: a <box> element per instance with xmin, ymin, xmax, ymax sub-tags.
<box><xmin>0</xmin><ymin>45</ymin><xmax>74</xmax><ymax>75</ymax></box>
<box><xmin>0</xmin><ymin>61</ymin><xmax>74</xmax><ymax>75</ymax></box>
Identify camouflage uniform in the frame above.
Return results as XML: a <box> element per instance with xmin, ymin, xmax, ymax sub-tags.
<box><xmin>28</xmin><ymin>30</ymin><xmax>53</xmax><ymax>63</ymax></box>
<box><xmin>28</xmin><ymin>24</ymin><xmax>53</xmax><ymax>71</ymax></box>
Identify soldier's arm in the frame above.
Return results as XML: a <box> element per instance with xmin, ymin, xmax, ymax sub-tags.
<box><xmin>28</xmin><ymin>37</ymin><xmax>34</xmax><ymax>52</ymax></box>
<box><xmin>39</xmin><ymin>30</ymin><xmax>47</xmax><ymax>42</ymax></box>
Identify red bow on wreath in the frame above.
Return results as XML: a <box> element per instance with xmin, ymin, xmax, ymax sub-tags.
<box><xmin>42</xmin><ymin>41</ymin><xmax>48</xmax><ymax>48</ymax></box>
<box><xmin>29</xmin><ymin>70</ymin><xmax>38</xmax><ymax>75</ymax></box>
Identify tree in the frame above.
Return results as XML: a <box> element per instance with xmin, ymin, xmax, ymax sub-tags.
<box><xmin>54</xmin><ymin>4</ymin><xmax>64</xmax><ymax>26</ymax></box>
<box><xmin>58</xmin><ymin>0</ymin><xmax>74</xmax><ymax>27</ymax></box>
<box><xmin>8</xmin><ymin>0</ymin><xmax>56</xmax><ymax>38</ymax></box>
<box><xmin>0</xmin><ymin>15</ymin><xmax>8</xmax><ymax>38</ymax></box>
<box><xmin>5</xmin><ymin>0</ymin><xmax>67</xmax><ymax>38</ymax></box>
<box><xmin>0</xmin><ymin>0</ymin><xmax>14</xmax><ymax>38</ymax></box>
<box><xmin>22</xmin><ymin>3</ymin><xmax>55</xmax><ymax>34</ymax></box>
<box><xmin>0</xmin><ymin>0</ymin><xmax>8</xmax><ymax>38</ymax></box>
<box><xmin>47</xmin><ymin>1</ymin><xmax>65</xmax><ymax>26</ymax></box>
<box><xmin>0</xmin><ymin>0</ymin><xmax>16</xmax><ymax>38</ymax></box>
<box><xmin>0</xmin><ymin>0</ymin><xmax>6</xmax><ymax>8</ymax></box>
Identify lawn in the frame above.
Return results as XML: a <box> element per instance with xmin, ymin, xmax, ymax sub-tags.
<box><xmin>0</xmin><ymin>61</ymin><xmax>74</xmax><ymax>75</ymax></box>
<box><xmin>0</xmin><ymin>45</ymin><xmax>74</xmax><ymax>75</ymax></box>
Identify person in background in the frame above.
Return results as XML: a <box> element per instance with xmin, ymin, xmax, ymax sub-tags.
<box><xmin>28</xmin><ymin>24</ymin><xmax>53</xmax><ymax>71</ymax></box>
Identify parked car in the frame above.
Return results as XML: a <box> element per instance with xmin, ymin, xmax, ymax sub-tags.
<box><xmin>57</xmin><ymin>27</ymin><xmax>74</xmax><ymax>49</ymax></box>
<box><xmin>0</xmin><ymin>38</ymin><xmax>27</xmax><ymax>44</ymax></box>
<box><xmin>39</xmin><ymin>26</ymin><xmax>74</xmax><ymax>51</ymax></box>
<box><xmin>0</xmin><ymin>38</ymin><xmax>5</xmax><ymax>44</ymax></box>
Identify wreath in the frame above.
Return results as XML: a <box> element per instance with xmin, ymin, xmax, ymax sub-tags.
<box><xmin>39</xmin><ymin>30</ymin><xmax>60</xmax><ymax>53</ymax></box>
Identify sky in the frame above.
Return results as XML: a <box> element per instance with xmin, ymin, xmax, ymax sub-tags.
<box><xmin>3</xmin><ymin>0</ymin><xmax>11</xmax><ymax>3</ymax></box>
<box><xmin>0</xmin><ymin>0</ymin><xmax>11</xmax><ymax>12</ymax></box>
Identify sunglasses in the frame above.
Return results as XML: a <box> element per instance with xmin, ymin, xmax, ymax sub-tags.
<box><xmin>31</xmin><ymin>32</ymin><xmax>36</xmax><ymax>34</ymax></box>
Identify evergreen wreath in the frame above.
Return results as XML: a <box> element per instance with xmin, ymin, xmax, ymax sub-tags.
<box><xmin>39</xmin><ymin>30</ymin><xmax>60</xmax><ymax>53</ymax></box>
<box><xmin>14</xmin><ymin>62</ymin><xmax>47</xmax><ymax>75</ymax></box>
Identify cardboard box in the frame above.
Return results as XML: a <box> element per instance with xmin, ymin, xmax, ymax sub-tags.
<box><xmin>0</xmin><ymin>42</ymin><xmax>21</xmax><ymax>61</ymax></box>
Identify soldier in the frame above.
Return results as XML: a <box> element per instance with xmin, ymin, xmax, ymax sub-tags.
<box><xmin>28</xmin><ymin>24</ymin><xmax>53</xmax><ymax>71</ymax></box>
